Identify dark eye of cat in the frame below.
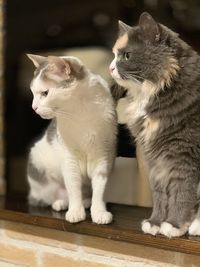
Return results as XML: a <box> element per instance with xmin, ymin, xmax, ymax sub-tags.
<box><xmin>123</xmin><ymin>52</ymin><xmax>131</xmax><ymax>61</ymax></box>
<box><xmin>41</xmin><ymin>90</ymin><xmax>49</xmax><ymax>97</ymax></box>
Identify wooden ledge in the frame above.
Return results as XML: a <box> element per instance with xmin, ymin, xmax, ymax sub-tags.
<box><xmin>0</xmin><ymin>195</ymin><xmax>200</xmax><ymax>256</ymax></box>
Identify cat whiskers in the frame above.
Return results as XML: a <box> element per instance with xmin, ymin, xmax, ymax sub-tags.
<box><xmin>53</xmin><ymin>109</ymin><xmax>72</xmax><ymax>116</ymax></box>
<box><xmin>127</xmin><ymin>70</ymin><xmax>143</xmax><ymax>74</ymax></box>
<box><xmin>125</xmin><ymin>72</ymin><xmax>144</xmax><ymax>82</ymax></box>
<box><xmin>122</xmin><ymin>74</ymin><xmax>142</xmax><ymax>85</ymax></box>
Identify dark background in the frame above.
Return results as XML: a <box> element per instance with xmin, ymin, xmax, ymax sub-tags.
<box><xmin>4</xmin><ymin>0</ymin><xmax>200</xmax><ymax>194</ymax></box>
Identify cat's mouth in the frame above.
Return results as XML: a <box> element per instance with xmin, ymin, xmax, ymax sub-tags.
<box><xmin>39</xmin><ymin>114</ymin><xmax>53</xmax><ymax>120</ymax></box>
<box><xmin>110</xmin><ymin>64</ymin><xmax>143</xmax><ymax>84</ymax></box>
<box><xmin>110</xmin><ymin>69</ymin><xmax>121</xmax><ymax>80</ymax></box>
<box><xmin>109</xmin><ymin>63</ymin><xmax>122</xmax><ymax>80</ymax></box>
<box><xmin>111</xmin><ymin>70</ymin><xmax>140</xmax><ymax>85</ymax></box>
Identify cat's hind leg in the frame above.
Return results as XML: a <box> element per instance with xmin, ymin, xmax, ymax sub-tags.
<box><xmin>52</xmin><ymin>187</ymin><xmax>90</xmax><ymax>211</ymax></box>
<box><xmin>82</xmin><ymin>183</ymin><xmax>92</xmax><ymax>209</ymax></box>
<box><xmin>28</xmin><ymin>176</ymin><xmax>63</xmax><ymax>208</ymax></box>
<box><xmin>28</xmin><ymin>154</ymin><xmax>68</xmax><ymax>210</ymax></box>
<box><xmin>28</xmin><ymin>134</ymin><xmax>66</xmax><ymax>208</ymax></box>
<box><xmin>52</xmin><ymin>188</ymin><xmax>68</xmax><ymax>211</ymax></box>
<box><xmin>52</xmin><ymin>199</ymin><xmax>68</xmax><ymax>211</ymax></box>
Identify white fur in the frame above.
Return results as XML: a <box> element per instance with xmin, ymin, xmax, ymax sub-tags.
<box><xmin>52</xmin><ymin>199</ymin><xmax>68</xmax><ymax>211</ymax></box>
<box><xmin>189</xmin><ymin>218</ymin><xmax>200</xmax><ymax>236</ymax></box>
<box><xmin>160</xmin><ymin>222</ymin><xmax>189</xmax><ymax>238</ymax></box>
<box><xmin>110</xmin><ymin>57</ymin><xmax>121</xmax><ymax>80</ymax></box>
<box><xmin>28</xmin><ymin>57</ymin><xmax>117</xmax><ymax>224</ymax></box>
<box><xmin>141</xmin><ymin>220</ymin><xmax>160</xmax><ymax>236</ymax></box>
<box><xmin>28</xmin><ymin>135</ymin><xmax>64</xmax><ymax>206</ymax></box>
<box><xmin>110</xmin><ymin>56</ymin><xmax>159</xmax><ymax>147</ymax></box>
<box><xmin>110</xmin><ymin>57</ymin><xmax>154</xmax><ymax>136</ymax></box>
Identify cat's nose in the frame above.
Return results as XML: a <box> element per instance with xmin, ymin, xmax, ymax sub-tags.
<box><xmin>109</xmin><ymin>65</ymin><xmax>115</xmax><ymax>73</ymax></box>
<box><xmin>109</xmin><ymin>61</ymin><xmax>116</xmax><ymax>73</ymax></box>
<box><xmin>32</xmin><ymin>105</ymin><xmax>38</xmax><ymax>111</ymax></box>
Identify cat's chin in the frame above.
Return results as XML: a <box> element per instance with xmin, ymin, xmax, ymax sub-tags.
<box><xmin>113</xmin><ymin>76</ymin><xmax>142</xmax><ymax>91</ymax></box>
<box><xmin>110</xmin><ymin>71</ymin><xmax>121</xmax><ymax>81</ymax></box>
<box><xmin>39</xmin><ymin>113</ymin><xmax>54</xmax><ymax>120</ymax></box>
<box><xmin>112</xmin><ymin>77</ymin><xmax>129</xmax><ymax>89</ymax></box>
<box><xmin>35</xmin><ymin>109</ymin><xmax>55</xmax><ymax>119</ymax></box>
<box><xmin>111</xmin><ymin>74</ymin><xmax>123</xmax><ymax>85</ymax></box>
<box><xmin>110</xmin><ymin>72</ymin><xmax>128</xmax><ymax>86</ymax></box>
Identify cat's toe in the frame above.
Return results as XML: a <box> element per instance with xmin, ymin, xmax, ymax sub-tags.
<box><xmin>91</xmin><ymin>211</ymin><xmax>113</xmax><ymax>224</ymax></box>
<box><xmin>52</xmin><ymin>199</ymin><xmax>68</xmax><ymax>211</ymax></box>
<box><xmin>160</xmin><ymin>222</ymin><xmax>188</xmax><ymax>238</ymax></box>
<box><xmin>141</xmin><ymin>220</ymin><xmax>160</xmax><ymax>236</ymax></box>
<box><xmin>189</xmin><ymin>219</ymin><xmax>200</xmax><ymax>236</ymax></box>
<box><xmin>65</xmin><ymin>207</ymin><xmax>86</xmax><ymax>223</ymax></box>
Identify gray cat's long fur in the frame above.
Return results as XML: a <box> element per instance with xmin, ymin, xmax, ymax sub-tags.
<box><xmin>111</xmin><ymin>12</ymin><xmax>200</xmax><ymax>237</ymax></box>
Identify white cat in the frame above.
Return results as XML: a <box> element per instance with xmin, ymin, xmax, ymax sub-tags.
<box><xmin>27</xmin><ymin>54</ymin><xmax>117</xmax><ymax>224</ymax></box>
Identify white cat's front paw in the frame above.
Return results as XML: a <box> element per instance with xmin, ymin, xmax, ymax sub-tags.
<box><xmin>189</xmin><ymin>219</ymin><xmax>200</xmax><ymax>236</ymax></box>
<box><xmin>160</xmin><ymin>222</ymin><xmax>188</xmax><ymax>238</ymax></box>
<box><xmin>52</xmin><ymin>199</ymin><xmax>68</xmax><ymax>211</ymax></box>
<box><xmin>65</xmin><ymin>207</ymin><xmax>86</xmax><ymax>223</ymax></box>
<box><xmin>91</xmin><ymin>210</ymin><xmax>113</xmax><ymax>224</ymax></box>
<box><xmin>141</xmin><ymin>220</ymin><xmax>160</xmax><ymax>236</ymax></box>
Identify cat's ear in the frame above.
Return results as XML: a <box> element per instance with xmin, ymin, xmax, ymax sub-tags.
<box><xmin>139</xmin><ymin>12</ymin><xmax>160</xmax><ymax>42</ymax></box>
<box><xmin>118</xmin><ymin>20</ymin><xmax>132</xmax><ymax>36</ymax></box>
<box><xmin>27</xmin><ymin>54</ymin><xmax>46</xmax><ymax>68</ymax></box>
<box><xmin>47</xmin><ymin>56</ymin><xmax>71</xmax><ymax>81</ymax></box>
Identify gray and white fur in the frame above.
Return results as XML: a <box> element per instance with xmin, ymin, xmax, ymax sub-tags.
<box><xmin>110</xmin><ymin>12</ymin><xmax>200</xmax><ymax>237</ymax></box>
<box><xmin>27</xmin><ymin>54</ymin><xmax>117</xmax><ymax>224</ymax></box>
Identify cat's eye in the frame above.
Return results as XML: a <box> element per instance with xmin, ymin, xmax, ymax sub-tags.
<box><xmin>41</xmin><ymin>90</ymin><xmax>49</xmax><ymax>97</ymax></box>
<box><xmin>123</xmin><ymin>52</ymin><xmax>131</xmax><ymax>61</ymax></box>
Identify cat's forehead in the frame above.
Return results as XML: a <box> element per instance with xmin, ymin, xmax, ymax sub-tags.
<box><xmin>31</xmin><ymin>64</ymin><xmax>60</xmax><ymax>92</ymax></box>
<box><xmin>31</xmin><ymin>74</ymin><xmax>46</xmax><ymax>92</ymax></box>
<box><xmin>30</xmin><ymin>63</ymin><xmax>47</xmax><ymax>90</ymax></box>
<box><xmin>31</xmin><ymin>70</ymin><xmax>49</xmax><ymax>91</ymax></box>
<box><xmin>113</xmin><ymin>33</ymin><xmax>129</xmax><ymax>54</ymax></box>
<box><xmin>113</xmin><ymin>27</ymin><xmax>142</xmax><ymax>54</ymax></box>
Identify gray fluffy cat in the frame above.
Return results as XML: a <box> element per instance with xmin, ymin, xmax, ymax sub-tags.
<box><xmin>110</xmin><ymin>12</ymin><xmax>200</xmax><ymax>237</ymax></box>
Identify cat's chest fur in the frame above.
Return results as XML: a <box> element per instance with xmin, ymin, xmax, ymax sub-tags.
<box><xmin>56</xmin><ymin>82</ymin><xmax>116</xmax><ymax>151</ymax></box>
<box><xmin>126</xmin><ymin>80</ymin><xmax>160</xmax><ymax>144</ymax></box>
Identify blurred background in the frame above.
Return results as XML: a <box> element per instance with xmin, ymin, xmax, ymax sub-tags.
<box><xmin>4</xmin><ymin>0</ymin><xmax>200</xmax><ymax>203</ymax></box>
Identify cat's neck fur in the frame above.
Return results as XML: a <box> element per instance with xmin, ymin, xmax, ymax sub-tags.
<box><xmin>55</xmin><ymin>72</ymin><xmax>112</xmax><ymax>150</ymax></box>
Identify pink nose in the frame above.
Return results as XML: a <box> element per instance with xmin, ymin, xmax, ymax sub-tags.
<box><xmin>32</xmin><ymin>105</ymin><xmax>38</xmax><ymax>111</ymax></box>
<box><xmin>109</xmin><ymin>65</ymin><xmax>115</xmax><ymax>73</ymax></box>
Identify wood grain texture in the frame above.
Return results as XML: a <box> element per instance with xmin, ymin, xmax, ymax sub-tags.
<box><xmin>0</xmin><ymin>195</ymin><xmax>200</xmax><ymax>256</ymax></box>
